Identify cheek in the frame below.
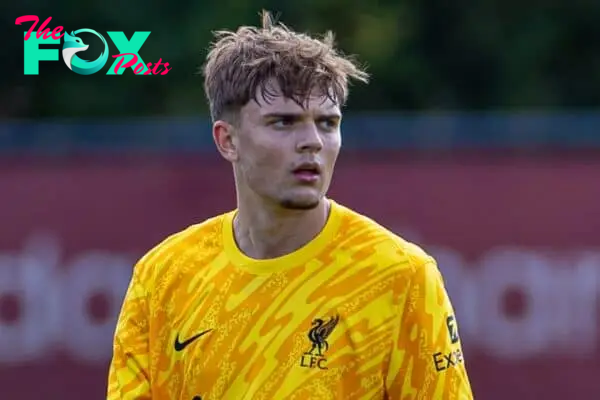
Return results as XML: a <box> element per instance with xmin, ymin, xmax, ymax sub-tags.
<box><xmin>324</xmin><ymin>136</ymin><xmax>341</xmax><ymax>165</ymax></box>
<box><xmin>241</xmin><ymin>144</ymin><xmax>286</xmax><ymax>184</ymax></box>
<box><xmin>251</xmin><ymin>148</ymin><xmax>284</xmax><ymax>171</ymax></box>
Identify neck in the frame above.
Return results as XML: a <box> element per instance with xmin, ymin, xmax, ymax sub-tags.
<box><xmin>233</xmin><ymin>198</ymin><xmax>331</xmax><ymax>260</ymax></box>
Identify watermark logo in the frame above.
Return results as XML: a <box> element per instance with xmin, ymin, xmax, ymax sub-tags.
<box><xmin>62</xmin><ymin>29</ymin><xmax>109</xmax><ymax>75</ymax></box>
<box><xmin>15</xmin><ymin>15</ymin><xmax>171</xmax><ymax>76</ymax></box>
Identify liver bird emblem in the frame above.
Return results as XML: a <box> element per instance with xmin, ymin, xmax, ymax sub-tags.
<box><xmin>305</xmin><ymin>314</ymin><xmax>340</xmax><ymax>357</ymax></box>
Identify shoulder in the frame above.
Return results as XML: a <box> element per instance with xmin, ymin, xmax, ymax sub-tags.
<box><xmin>335</xmin><ymin>204</ymin><xmax>447</xmax><ymax>309</ymax></box>
<box><xmin>334</xmin><ymin>202</ymin><xmax>436</xmax><ymax>275</ymax></box>
<box><xmin>131</xmin><ymin>211</ymin><xmax>232</xmax><ymax>286</ymax></box>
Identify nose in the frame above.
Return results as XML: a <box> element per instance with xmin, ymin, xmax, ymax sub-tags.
<box><xmin>295</xmin><ymin>123</ymin><xmax>323</xmax><ymax>153</ymax></box>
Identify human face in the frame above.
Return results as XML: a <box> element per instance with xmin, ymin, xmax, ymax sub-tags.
<box><xmin>234</xmin><ymin>87</ymin><xmax>342</xmax><ymax>210</ymax></box>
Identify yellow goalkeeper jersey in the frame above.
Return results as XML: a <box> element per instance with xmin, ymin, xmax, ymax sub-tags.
<box><xmin>107</xmin><ymin>200</ymin><xmax>472</xmax><ymax>399</ymax></box>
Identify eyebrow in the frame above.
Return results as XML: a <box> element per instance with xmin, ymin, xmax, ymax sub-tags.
<box><xmin>261</xmin><ymin>112</ymin><xmax>341</xmax><ymax>119</ymax></box>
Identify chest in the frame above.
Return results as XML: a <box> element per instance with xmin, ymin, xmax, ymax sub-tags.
<box><xmin>150</xmin><ymin>271</ymin><xmax>397</xmax><ymax>399</ymax></box>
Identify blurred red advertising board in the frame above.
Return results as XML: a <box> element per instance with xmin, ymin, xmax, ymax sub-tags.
<box><xmin>0</xmin><ymin>151</ymin><xmax>599</xmax><ymax>399</ymax></box>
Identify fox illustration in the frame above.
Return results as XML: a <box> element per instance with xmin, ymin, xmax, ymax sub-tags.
<box><xmin>61</xmin><ymin>30</ymin><xmax>108</xmax><ymax>75</ymax></box>
<box><xmin>62</xmin><ymin>32</ymin><xmax>88</xmax><ymax>70</ymax></box>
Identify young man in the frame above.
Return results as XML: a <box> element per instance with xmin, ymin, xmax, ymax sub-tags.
<box><xmin>107</xmin><ymin>11</ymin><xmax>473</xmax><ymax>400</ymax></box>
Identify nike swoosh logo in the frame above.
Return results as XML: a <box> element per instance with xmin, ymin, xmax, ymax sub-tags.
<box><xmin>174</xmin><ymin>329</ymin><xmax>213</xmax><ymax>352</ymax></box>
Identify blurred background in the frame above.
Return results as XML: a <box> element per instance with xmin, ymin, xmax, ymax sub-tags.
<box><xmin>1</xmin><ymin>2</ymin><xmax>600</xmax><ymax>399</ymax></box>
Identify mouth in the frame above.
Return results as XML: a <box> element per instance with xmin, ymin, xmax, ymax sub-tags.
<box><xmin>292</xmin><ymin>162</ymin><xmax>322</xmax><ymax>183</ymax></box>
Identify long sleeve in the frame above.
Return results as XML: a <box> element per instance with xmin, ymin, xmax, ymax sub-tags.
<box><xmin>386</xmin><ymin>256</ymin><xmax>473</xmax><ymax>399</ymax></box>
<box><xmin>107</xmin><ymin>260</ymin><xmax>152</xmax><ymax>400</ymax></box>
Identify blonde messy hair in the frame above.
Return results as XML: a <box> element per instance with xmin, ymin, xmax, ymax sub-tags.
<box><xmin>202</xmin><ymin>10</ymin><xmax>369</xmax><ymax>122</ymax></box>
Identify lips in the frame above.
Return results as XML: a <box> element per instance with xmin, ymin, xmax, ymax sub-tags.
<box><xmin>292</xmin><ymin>162</ymin><xmax>322</xmax><ymax>182</ymax></box>
<box><xmin>293</xmin><ymin>162</ymin><xmax>321</xmax><ymax>173</ymax></box>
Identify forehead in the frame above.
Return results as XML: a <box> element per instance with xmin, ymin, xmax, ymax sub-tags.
<box><xmin>254</xmin><ymin>96</ymin><xmax>340</xmax><ymax>116</ymax></box>
<box><xmin>242</xmin><ymin>81</ymin><xmax>341</xmax><ymax>119</ymax></box>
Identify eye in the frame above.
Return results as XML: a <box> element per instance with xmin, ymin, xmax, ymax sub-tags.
<box><xmin>317</xmin><ymin>118</ymin><xmax>340</xmax><ymax>131</ymax></box>
<box><xmin>270</xmin><ymin>116</ymin><xmax>296</xmax><ymax>129</ymax></box>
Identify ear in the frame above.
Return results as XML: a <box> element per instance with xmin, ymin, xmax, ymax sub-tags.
<box><xmin>213</xmin><ymin>120</ymin><xmax>238</xmax><ymax>162</ymax></box>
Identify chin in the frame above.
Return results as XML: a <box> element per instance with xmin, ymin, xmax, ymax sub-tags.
<box><xmin>279</xmin><ymin>198</ymin><xmax>321</xmax><ymax>210</ymax></box>
<box><xmin>278</xmin><ymin>189</ymin><xmax>323</xmax><ymax>210</ymax></box>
